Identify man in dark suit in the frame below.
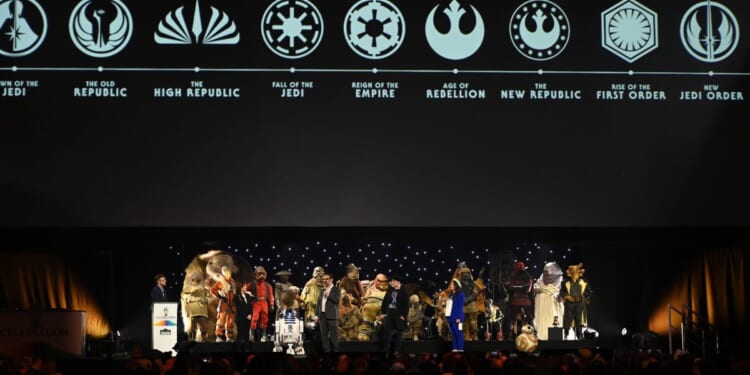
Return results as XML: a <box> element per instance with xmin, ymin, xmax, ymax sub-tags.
<box><xmin>314</xmin><ymin>273</ymin><xmax>340</xmax><ymax>352</ymax></box>
<box><xmin>151</xmin><ymin>273</ymin><xmax>169</xmax><ymax>302</ymax></box>
<box><xmin>235</xmin><ymin>286</ymin><xmax>254</xmax><ymax>342</ymax></box>
<box><xmin>379</xmin><ymin>274</ymin><xmax>409</xmax><ymax>359</ymax></box>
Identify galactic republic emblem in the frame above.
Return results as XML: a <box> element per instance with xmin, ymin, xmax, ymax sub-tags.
<box><xmin>69</xmin><ymin>0</ymin><xmax>133</xmax><ymax>58</ymax></box>
<box><xmin>261</xmin><ymin>0</ymin><xmax>324</xmax><ymax>59</ymax></box>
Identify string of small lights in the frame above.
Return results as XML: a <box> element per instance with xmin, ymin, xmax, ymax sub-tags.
<box><xmin>166</xmin><ymin>240</ymin><xmax>576</xmax><ymax>291</ymax></box>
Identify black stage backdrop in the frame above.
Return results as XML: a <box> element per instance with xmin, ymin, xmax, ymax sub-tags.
<box><xmin>1</xmin><ymin>227</ymin><xmax>748</xmax><ymax>352</ymax></box>
<box><xmin>1</xmin><ymin>0</ymin><xmax>749</xmax><ymax>226</ymax></box>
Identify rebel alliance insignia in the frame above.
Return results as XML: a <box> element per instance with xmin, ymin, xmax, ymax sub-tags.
<box><xmin>425</xmin><ymin>0</ymin><xmax>484</xmax><ymax>60</ymax></box>
<box><xmin>0</xmin><ymin>0</ymin><xmax>48</xmax><ymax>57</ymax></box>
<box><xmin>510</xmin><ymin>0</ymin><xmax>569</xmax><ymax>61</ymax></box>
<box><xmin>680</xmin><ymin>1</ymin><xmax>739</xmax><ymax>63</ymax></box>
<box><xmin>69</xmin><ymin>0</ymin><xmax>133</xmax><ymax>58</ymax></box>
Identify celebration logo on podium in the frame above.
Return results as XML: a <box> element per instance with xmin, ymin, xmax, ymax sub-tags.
<box><xmin>601</xmin><ymin>0</ymin><xmax>658</xmax><ymax>63</ymax></box>
<box><xmin>155</xmin><ymin>0</ymin><xmax>239</xmax><ymax>45</ymax></box>
<box><xmin>69</xmin><ymin>0</ymin><xmax>133</xmax><ymax>58</ymax></box>
<box><xmin>0</xmin><ymin>0</ymin><xmax>47</xmax><ymax>57</ymax></box>
<box><xmin>261</xmin><ymin>0</ymin><xmax>323</xmax><ymax>59</ymax></box>
<box><xmin>425</xmin><ymin>0</ymin><xmax>484</xmax><ymax>60</ymax></box>
<box><xmin>680</xmin><ymin>1</ymin><xmax>739</xmax><ymax>63</ymax></box>
<box><xmin>344</xmin><ymin>0</ymin><xmax>405</xmax><ymax>60</ymax></box>
<box><xmin>509</xmin><ymin>0</ymin><xmax>569</xmax><ymax>61</ymax></box>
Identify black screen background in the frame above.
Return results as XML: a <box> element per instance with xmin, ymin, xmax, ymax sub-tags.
<box><xmin>1</xmin><ymin>0</ymin><xmax>749</xmax><ymax>226</ymax></box>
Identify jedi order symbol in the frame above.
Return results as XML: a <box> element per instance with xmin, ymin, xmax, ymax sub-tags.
<box><xmin>680</xmin><ymin>1</ymin><xmax>739</xmax><ymax>63</ymax></box>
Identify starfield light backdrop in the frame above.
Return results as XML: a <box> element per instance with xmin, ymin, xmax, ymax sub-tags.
<box><xmin>1</xmin><ymin>0</ymin><xmax>748</xmax><ymax>226</ymax></box>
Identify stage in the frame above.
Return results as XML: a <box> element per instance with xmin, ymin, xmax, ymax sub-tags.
<box><xmin>175</xmin><ymin>338</ymin><xmax>601</xmax><ymax>356</ymax></box>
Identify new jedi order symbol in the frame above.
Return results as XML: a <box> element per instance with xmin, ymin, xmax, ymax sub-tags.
<box><xmin>680</xmin><ymin>1</ymin><xmax>739</xmax><ymax>63</ymax></box>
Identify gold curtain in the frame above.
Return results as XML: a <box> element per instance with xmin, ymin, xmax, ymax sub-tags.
<box><xmin>649</xmin><ymin>249</ymin><xmax>745</xmax><ymax>334</ymax></box>
<box><xmin>0</xmin><ymin>253</ymin><xmax>110</xmax><ymax>338</ymax></box>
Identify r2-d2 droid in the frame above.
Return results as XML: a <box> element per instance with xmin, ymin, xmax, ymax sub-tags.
<box><xmin>273</xmin><ymin>308</ymin><xmax>306</xmax><ymax>356</ymax></box>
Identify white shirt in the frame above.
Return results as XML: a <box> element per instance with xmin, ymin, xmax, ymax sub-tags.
<box><xmin>321</xmin><ymin>286</ymin><xmax>332</xmax><ymax>312</ymax></box>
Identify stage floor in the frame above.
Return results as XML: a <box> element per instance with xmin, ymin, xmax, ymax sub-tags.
<box><xmin>177</xmin><ymin>338</ymin><xmax>600</xmax><ymax>355</ymax></box>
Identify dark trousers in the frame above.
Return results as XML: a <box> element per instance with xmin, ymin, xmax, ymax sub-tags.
<box><xmin>236</xmin><ymin>317</ymin><xmax>250</xmax><ymax>342</ymax></box>
<box><xmin>382</xmin><ymin>317</ymin><xmax>404</xmax><ymax>355</ymax></box>
<box><xmin>563</xmin><ymin>302</ymin><xmax>584</xmax><ymax>339</ymax></box>
<box><xmin>319</xmin><ymin>318</ymin><xmax>339</xmax><ymax>352</ymax></box>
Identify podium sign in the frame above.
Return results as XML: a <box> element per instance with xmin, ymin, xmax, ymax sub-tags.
<box><xmin>151</xmin><ymin>303</ymin><xmax>178</xmax><ymax>354</ymax></box>
<box><xmin>0</xmin><ymin>310</ymin><xmax>86</xmax><ymax>358</ymax></box>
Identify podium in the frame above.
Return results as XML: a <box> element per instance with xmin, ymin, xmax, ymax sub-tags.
<box><xmin>548</xmin><ymin>327</ymin><xmax>564</xmax><ymax>341</ymax></box>
<box><xmin>151</xmin><ymin>302</ymin><xmax>178</xmax><ymax>354</ymax></box>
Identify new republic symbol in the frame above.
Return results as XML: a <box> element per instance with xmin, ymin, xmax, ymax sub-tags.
<box><xmin>509</xmin><ymin>0</ymin><xmax>570</xmax><ymax>61</ymax></box>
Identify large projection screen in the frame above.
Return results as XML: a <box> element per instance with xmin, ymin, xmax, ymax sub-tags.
<box><xmin>1</xmin><ymin>0</ymin><xmax>748</xmax><ymax>226</ymax></box>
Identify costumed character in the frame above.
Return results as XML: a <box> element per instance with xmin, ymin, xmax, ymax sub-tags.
<box><xmin>209</xmin><ymin>265</ymin><xmax>237</xmax><ymax>342</ymax></box>
<box><xmin>560</xmin><ymin>263</ymin><xmax>592</xmax><ymax>340</ymax></box>
<box><xmin>515</xmin><ymin>323</ymin><xmax>539</xmax><ymax>353</ymax></box>
<box><xmin>273</xmin><ymin>270</ymin><xmax>296</xmax><ymax>319</ymax></box>
<box><xmin>245</xmin><ymin>265</ymin><xmax>275</xmax><ymax>342</ymax></box>
<box><xmin>181</xmin><ymin>249</ymin><xmax>253</xmax><ymax>342</ymax></box>
<box><xmin>507</xmin><ymin>261</ymin><xmax>533</xmax><ymax>339</ymax></box>
<box><xmin>405</xmin><ymin>294</ymin><xmax>426</xmax><ymax>340</ymax></box>
<box><xmin>485</xmin><ymin>299</ymin><xmax>504</xmax><ymax>341</ymax></box>
<box><xmin>273</xmin><ymin>287</ymin><xmax>305</xmax><ymax>356</ymax></box>
<box><xmin>300</xmin><ymin>266</ymin><xmax>325</xmax><ymax>323</ymax></box>
<box><xmin>180</xmin><ymin>271</ymin><xmax>210</xmax><ymax>342</ymax></box>
<box><xmin>337</xmin><ymin>264</ymin><xmax>365</xmax><ymax>341</ymax></box>
<box><xmin>338</xmin><ymin>292</ymin><xmax>363</xmax><ymax>341</ymax></box>
<box><xmin>533</xmin><ymin>262</ymin><xmax>564</xmax><ymax>340</ymax></box>
<box><xmin>451</xmin><ymin>263</ymin><xmax>482</xmax><ymax>341</ymax></box>
<box><xmin>357</xmin><ymin>273</ymin><xmax>388</xmax><ymax>341</ymax></box>
<box><xmin>433</xmin><ymin>289</ymin><xmax>452</xmax><ymax>341</ymax></box>
<box><xmin>337</xmin><ymin>263</ymin><xmax>365</xmax><ymax>307</ymax></box>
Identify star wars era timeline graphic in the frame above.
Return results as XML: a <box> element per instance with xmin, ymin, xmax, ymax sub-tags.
<box><xmin>0</xmin><ymin>0</ymin><xmax>746</xmax><ymax>102</ymax></box>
